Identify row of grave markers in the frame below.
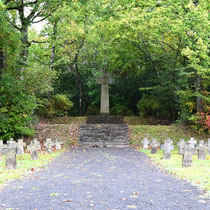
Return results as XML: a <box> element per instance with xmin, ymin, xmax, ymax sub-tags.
<box><xmin>142</xmin><ymin>138</ymin><xmax>210</xmax><ymax>167</ymax></box>
<box><xmin>0</xmin><ymin>138</ymin><xmax>63</xmax><ymax>170</ymax></box>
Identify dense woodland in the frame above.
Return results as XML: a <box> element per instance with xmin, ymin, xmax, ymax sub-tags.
<box><xmin>0</xmin><ymin>0</ymin><xmax>209</xmax><ymax>139</ymax></box>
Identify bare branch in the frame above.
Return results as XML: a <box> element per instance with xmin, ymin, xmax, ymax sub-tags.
<box><xmin>6</xmin><ymin>18</ymin><xmax>21</xmax><ymax>30</ymax></box>
<box><xmin>31</xmin><ymin>40</ymin><xmax>49</xmax><ymax>44</ymax></box>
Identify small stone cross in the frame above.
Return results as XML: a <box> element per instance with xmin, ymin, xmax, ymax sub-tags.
<box><xmin>44</xmin><ymin>138</ymin><xmax>53</xmax><ymax>153</ymax></box>
<box><xmin>27</xmin><ymin>139</ymin><xmax>41</xmax><ymax>160</ymax></box>
<box><xmin>206</xmin><ymin>138</ymin><xmax>210</xmax><ymax>155</ymax></box>
<box><xmin>182</xmin><ymin>142</ymin><xmax>193</xmax><ymax>167</ymax></box>
<box><xmin>160</xmin><ymin>139</ymin><xmax>174</xmax><ymax>159</ymax></box>
<box><xmin>16</xmin><ymin>139</ymin><xmax>26</xmax><ymax>155</ymax></box>
<box><xmin>188</xmin><ymin>137</ymin><xmax>198</xmax><ymax>155</ymax></box>
<box><xmin>177</xmin><ymin>139</ymin><xmax>185</xmax><ymax>155</ymax></box>
<box><xmin>150</xmin><ymin>139</ymin><xmax>160</xmax><ymax>154</ymax></box>
<box><xmin>96</xmin><ymin>70</ymin><xmax>114</xmax><ymax>115</ymax></box>
<box><xmin>6</xmin><ymin>142</ymin><xmax>17</xmax><ymax>170</ymax></box>
<box><xmin>142</xmin><ymin>138</ymin><xmax>150</xmax><ymax>149</ymax></box>
<box><xmin>7</xmin><ymin>139</ymin><xmax>16</xmax><ymax>148</ymax></box>
<box><xmin>197</xmin><ymin>140</ymin><xmax>206</xmax><ymax>160</ymax></box>
<box><xmin>54</xmin><ymin>139</ymin><xmax>63</xmax><ymax>150</ymax></box>
<box><xmin>0</xmin><ymin>140</ymin><xmax>7</xmax><ymax>155</ymax></box>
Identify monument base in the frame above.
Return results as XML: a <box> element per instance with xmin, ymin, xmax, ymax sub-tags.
<box><xmin>86</xmin><ymin>115</ymin><xmax>123</xmax><ymax>124</ymax></box>
<box><xmin>79</xmin><ymin>124</ymin><xmax>129</xmax><ymax>147</ymax></box>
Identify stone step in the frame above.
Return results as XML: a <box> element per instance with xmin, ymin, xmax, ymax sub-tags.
<box><xmin>79</xmin><ymin>124</ymin><xmax>130</xmax><ymax>147</ymax></box>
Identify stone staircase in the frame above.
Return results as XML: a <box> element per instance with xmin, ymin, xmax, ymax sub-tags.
<box><xmin>79</xmin><ymin>116</ymin><xmax>130</xmax><ymax>147</ymax></box>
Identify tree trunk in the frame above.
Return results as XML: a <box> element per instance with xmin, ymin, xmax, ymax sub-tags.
<box><xmin>50</xmin><ymin>21</ymin><xmax>57</xmax><ymax>70</ymax></box>
<box><xmin>20</xmin><ymin>26</ymin><xmax>30</xmax><ymax>64</ymax></box>
<box><xmin>195</xmin><ymin>73</ymin><xmax>201</xmax><ymax>112</ymax></box>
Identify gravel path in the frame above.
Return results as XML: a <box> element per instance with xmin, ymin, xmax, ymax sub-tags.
<box><xmin>0</xmin><ymin>147</ymin><xmax>209</xmax><ymax>210</ymax></box>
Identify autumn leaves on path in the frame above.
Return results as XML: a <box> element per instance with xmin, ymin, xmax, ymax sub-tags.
<box><xmin>0</xmin><ymin>148</ymin><xmax>209</xmax><ymax>209</ymax></box>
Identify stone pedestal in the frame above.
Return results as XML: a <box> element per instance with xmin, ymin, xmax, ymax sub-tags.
<box><xmin>79</xmin><ymin>116</ymin><xmax>129</xmax><ymax>147</ymax></box>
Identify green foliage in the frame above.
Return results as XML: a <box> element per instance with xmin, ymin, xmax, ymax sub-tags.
<box><xmin>86</xmin><ymin>104</ymin><xmax>100</xmax><ymax>116</ymax></box>
<box><xmin>38</xmin><ymin>94</ymin><xmax>73</xmax><ymax>117</ymax></box>
<box><xmin>110</xmin><ymin>104</ymin><xmax>133</xmax><ymax>116</ymax></box>
<box><xmin>0</xmin><ymin>74</ymin><xmax>37</xmax><ymax>140</ymax></box>
<box><xmin>21</xmin><ymin>62</ymin><xmax>57</xmax><ymax>96</ymax></box>
<box><xmin>137</xmin><ymin>95</ymin><xmax>168</xmax><ymax>118</ymax></box>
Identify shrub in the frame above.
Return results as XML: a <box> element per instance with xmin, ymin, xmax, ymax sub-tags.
<box><xmin>0</xmin><ymin>74</ymin><xmax>37</xmax><ymax>140</ymax></box>
<box><xmin>137</xmin><ymin>95</ymin><xmax>168</xmax><ymax>118</ymax></box>
<box><xmin>86</xmin><ymin>104</ymin><xmax>100</xmax><ymax>116</ymax></box>
<box><xmin>110</xmin><ymin>104</ymin><xmax>133</xmax><ymax>116</ymax></box>
<box><xmin>38</xmin><ymin>94</ymin><xmax>73</xmax><ymax>117</ymax></box>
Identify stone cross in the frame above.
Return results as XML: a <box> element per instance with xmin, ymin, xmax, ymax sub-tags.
<box><xmin>6</xmin><ymin>143</ymin><xmax>17</xmax><ymax>170</ymax></box>
<box><xmin>161</xmin><ymin>139</ymin><xmax>174</xmax><ymax>159</ymax></box>
<box><xmin>96</xmin><ymin>70</ymin><xmax>114</xmax><ymax>115</ymax></box>
<box><xmin>0</xmin><ymin>140</ymin><xmax>7</xmax><ymax>156</ymax></box>
<box><xmin>206</xmin><ymin>138</ymin><xmax>210</xmax><ymax>155</ymax></box>
<box><xmin>177</xmin><ymin>139</ymin><xmax>185</xmax><ymax>155</ymax></box>
<box><xmin>188</xmin><ymin>137</ymin><xmax>198</xmax><ymax>155</ymax></box>
<box><xmin>44</xmin><ymin>138</ymin><xmax>53</xmax><ymax>153</ymax></box>
<box><xmin>7</xmin><ymin>139</ymin><xmax>16</xmax><ymax>148</ymax></box>
<box><xmin>16</xmin><ymin>139</ymin><xmax>26</xmax><ymax>155</ymax></box>
<box><xmin>0</xmin><ymin>140</ymin><xmax>4</xmax><ymax>156</ymax></box>
<box><xmin>142</xmin><ymin>138</ymin><xmax>150</xmax><ymax>149</ymax></box>
<box><xmin>182</xmin><ymin>142</ymin><xmax>193</xmax><ymax>167</ymax></box>
<box><xmin>27</xmin><ymin>139</ymin><xmax>41</xmax><ymax>160</ymax></box>
<box><xmin>54</xmin><ymin>139</ymin><xmax>63</xmax><ymax>150</ymax></box>
<box><xmin>150</xmin><ymin>139</ymin><xmax>160</xmax><ymax>154</ymax></box>
<box><xmin>197</xmin><ymin>140</ymin><xmax>206</xmax><ymax>160</ymax></box>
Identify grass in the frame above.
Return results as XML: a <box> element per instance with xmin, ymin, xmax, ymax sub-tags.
<box><xmin>139</xmin><ymin>148</ymin><xmax>210</xmax><ymax>197</ymax></box>
<box><xmin>129</xmin><ymin>124</ymin><xmax>209</xmax><ymax>146</ymax></box>
<box><xmin>0</xmin><ymin>150</ymin><xmax>63</xmax><ymax>187</ymax></box>
<box><xmin>130</xmin><ymin>123</ymin><xmax>210</xmax><ymax>197</ymax></box>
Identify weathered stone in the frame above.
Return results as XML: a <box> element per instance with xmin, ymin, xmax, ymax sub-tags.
<box><xmin>87</xmin><ymin>115</ymin><xmax>123</xmax><ymax>124</ymax></box>
<box><xmin>44</xmin><ymin>138</ymin><xmax>53</xmax><ymax>153</ymax></box>
<box><xmin>182</xmin><ymin>142</ymin><xmax>193</xmax><ymax>167</ymax></box>
<box><xmin>79</xmin><ymin>124</ymin><xmax>129</xmax><ymax>147</ymax></box>
<box><xmin>6</xmin><ymin>147</ymin><xmax>17</xmax><ymax>170</ymax></box>
<box><xmin>142</xmin><ymin>138</ymin><xmax>150</xmax><ymax>150</ymax></box>
<box><xmin>151</xmin><ymin>139</ymin><xmax>160</xmax><ymax>154</ymax></box>
<box><xmin>0</xmin><ymin>140</ymin><xmax>4</xmax><ymax>156</ymax></box>
<box><xmin>16</xmin><ymin>139</ymin><xmax>26</xmax><ymax>155</ymax></box>
<box><xmin>55</xmin><ymin>139</ymin><xmax>63</xmax><ymax>150</ymax></box>
<box><xmin>177</xmin><ymin>139</ymin><xmax>185</xmax><ymax>155</ymax></box>
<box><xmin>161</xmin><ymin>139</ymin><xmax>174</xmax><ymax>159</ymax></box>
<box><xmin>188</xmin><ymin>137</ymin><xmax>198</xmax><ymax>155</ymax></box>
<box><xmin>96</xmin><ymin>70</ymin><xmax>114</xmax><ymax>115</ymax></box>
<box><xmin>198</xmin><ymin>140</ymin><xmax>206</xmax><ymax>160</ymax></box>
<box><xmin>206</xmin><ymin>138</ymin><xmax>210</xmax><ymax>155</ymax></box>
<box><xmin>27</xmin><ymin>144</ymin><xmax>38</xmax><ymax>160</ymax></box>
<box><xmin>27</xmin><ymin>139</ymin><xmax>41</xmax><ymax>160</ymax></box>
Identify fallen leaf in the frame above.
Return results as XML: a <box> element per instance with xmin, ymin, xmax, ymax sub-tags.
<box><xmin>63</xmin><ymin>200</ymin><xmax>71</xmax><ymax>202</ymax></box>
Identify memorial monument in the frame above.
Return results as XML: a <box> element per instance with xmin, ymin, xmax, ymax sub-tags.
<box><xmin>79</xmin><ymin>70</ymin><xmax>129</xmax><ymax>147</ymax></box>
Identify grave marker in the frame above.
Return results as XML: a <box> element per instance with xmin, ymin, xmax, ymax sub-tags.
<box><xmin>188</xmin><ymin>137</ymin><xmax>197</xmax><ymax>155</ymax></box>
<box><xmin>182</xmin><ymin>142</ymin><xmax>193</xmax><ymax>167</ymax></box>
<box><xmin>161</xmin><ymin>139</ymin><xmax>174</xmax><ymax>159</ymax></box>
<box><xmin>55</xmin><ymin>139</ymin><xmax>63</xmax><ymax>150</ymax></box>
<box><xmin>150</xmin><ymin>139</ymin><xmax>160</xmax><ymax>154</ymax></box>
<box><xmin>6</xmin><ymin>143</ymin><xmax>17</xmax><ymax>170</ymax></box>
<box><xmin>16</xmin><ymin>139</ymin><xmax>26</xmax><ymax>155</ymax></box>
<box><xmin>27</xmin><ymin>139</ymin><xmax>41</xmax><ymax>160</ymax></box>
<box><xmin>206</xmin><ymin>138</ymin><xmax>210</xmax><ymax>155</ymax></box>
<box><xmin>142</xmin><ymin>138</ymin><xmax>150</xmax><ymax>149</ymax></box>
<box><xmin>197</xmin><ymin>140</ymin><xmax>206</xmax><ymax>160</ymax></box>
<box><xmin>44</xmin><ymin>138</ymin><xmax>53</xmax><ymax>153</ymax></box>
<box><xmin>177</xmin><ymin>139</ymin><xmax>185</xmax><ymax>155</ymax></box>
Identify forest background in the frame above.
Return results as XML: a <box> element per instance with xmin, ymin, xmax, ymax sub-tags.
<box><xmin>0</xmin><ymin>0</ymin><xmax>209</xmax><ymax>140</ymax></box>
